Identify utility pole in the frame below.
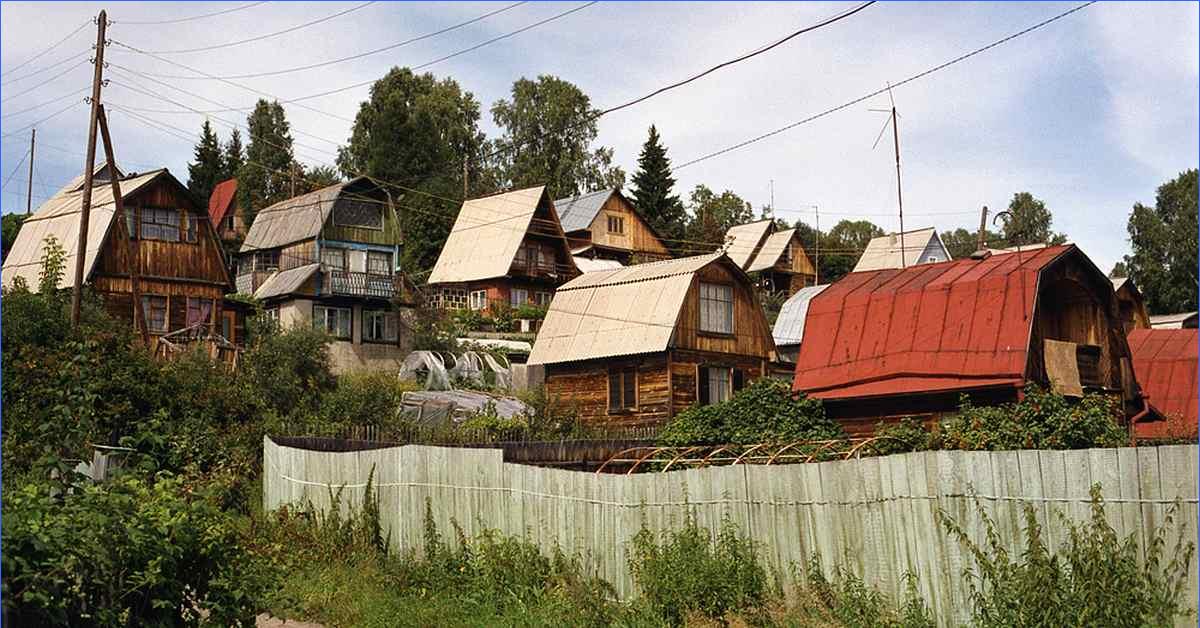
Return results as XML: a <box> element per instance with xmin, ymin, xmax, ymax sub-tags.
<box><xmin>890</xmin><ymin>103</ymin><xmax>905</xmax><ymax>268</ymax></box>
<box><xmin>25</xmin><ymin>129</ymin><xmax>35</xmax><ymax>215</ymax></box>
<box><xmin>463</xmin><ymin>159</ymin><xmax>468</xmax><ymax>199</ymax></box>
<box><xmin>769</xmin><ymin>179</ymin><xmax>774</xmax><ymax>218</ymax></box>
<box><xmin>814</xmin><ymin>204</ymin><xmax>820</xmax><ymax>285</ymax></box>
<box><xmin>72</xmin><ymin>9</ymin><xmax>107</xmax><ymax>327</ymax></box>
<box><xmin>976</xmin><ymin>205</ymin><xmax>989</xmax><ymax>252</ymax></box>
<box><xmin>289</xmin><ymin>162</ymin><xmax>296</xmax><ymax>197</ymax></box>
<box><xmin>97</xmin><ymin>104</ymin><xmax>147</xmax><ymax>343</ymax></box>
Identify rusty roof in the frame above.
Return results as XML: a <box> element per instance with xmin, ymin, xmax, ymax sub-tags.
<box><xmin>1128</xmin><ymin>328</ymin><xmax>1197</xmax><ymax>439</ymax></box>
<box><xmin>793</xmin><ymin>244</ymin><xmax>1076</xmax><ymax>401</ymax></box>
<box><xmin>208</xmin><ymin>178</ymin><xmax>237</xmax><ymax>226</ymax></box>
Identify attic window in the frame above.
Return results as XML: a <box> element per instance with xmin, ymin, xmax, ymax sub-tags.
<box><xmin>607</xmin><ymin>214</ymin><xmax>624</xmax><ymax>235</ymax></box>
<box><xmin>334</xmin><ymin>199</ymin><xmax>383</xmax><ymax>230</ymax></box>
<box><xmin>699</xmin><ymin>282</ymin><xmax>734</xmax><ymax>334</ymax></box>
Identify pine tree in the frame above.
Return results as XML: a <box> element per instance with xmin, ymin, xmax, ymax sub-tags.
<box><xmin>630</xmin><ymin>125</ymin><xmax>686</xmax><ymax>254</ymax></box>
<box><xmin>238</xmin><ymin>100</ymin><xmax>295</xmax><ymax>226</ymax></box>
<box><xmin>186</xmin><ymin>120</ymin><xmax>225</xmax><ymax>203</ymax></box>
<box><xmin>222</xmin><ymin>128</ymin><xmax>244</xmax><ymax>181</ymax></box>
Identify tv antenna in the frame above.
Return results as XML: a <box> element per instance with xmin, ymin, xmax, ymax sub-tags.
<box><xmin>870</xmin><ymin>84</ymin><xmax>906</xmax><ymax>267</ymax></box>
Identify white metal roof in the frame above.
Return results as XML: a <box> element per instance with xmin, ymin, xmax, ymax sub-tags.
<box><xmin>772</xmin><ymin>284</ymin><xmax>829</xmax><ymax>347</ymax></box>
<box><xmin>528</xmin><ymin>253</ymin><xmax>726</xmax><ymax>365</ymax></box>
<box><xmin>253</xmin><ymin>263</ymin><xmax>319</xmax><ymax>300</ymax></box>
<box><xmin>554</xmin><ymin>189</ymin><xmax>613</xmax><ymax>233</ymax></box>
<box><xmin>747</xmin><ymin>228</ymin><xmax>796</xmax><ymax>272</ymax></box>
<box><xmin>852</xmin><ymin>227</ymin><xmax>946</xmax><ymax>272</ymax></box>
<box><xmin>1150</xmin><ymin>312</ymin><xmax>1199</xmax><ymax>329</ymax></box>
<box><xmin>427</xmin><ymin>186</ymin><xmax>550</xmax><ymax>284</ymax></box>
<box><xmin>722</xmin><ymin>220</ymin><xmax>773</xmax><ymax>269</ymax></box>
<box><xmin>2</xmin><ymin>167</ymin><xmax>165</xmax><ymax>290</ymax></box>
<box><xmin>572</xmin><ymin>256</ymin><xmax>624</xmax><ymax>273</ymax></box>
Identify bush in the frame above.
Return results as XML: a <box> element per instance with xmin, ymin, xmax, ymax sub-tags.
<box><xmin>941</xmin><ymin>386</ymin><xmax>1127</xmax><ymax>451</ymax></box>
<box><xmin>942</xmin><ymin>485</ymin><xmax>1195</xmax><ymax>627</ymax></box>
<box><xmin>2</xmin><ymin>476</ymin><xmax>268</xmax><ymax>626</ymax></box>
<box><xmin>318</xmin><ymin>370</ymin><xmax>413</xmax><ymax>430</ymax></box>
<box><xmin>796</xmin><ymin>559</ymin><xmax>935</xmax><ymax>628</ymax></box>
<box><xmin>658</xmin><ymin>378</ymin><xmax>842</xmax><ymax>446</ymax></box>
<box><xmin>241</xmin><ymin>315</ymin><xmax>336</xmax><ymax>418</ymax></box>
<box><xmin>628</xmin><ymin>512</ymin><xmax>770</xmax><ymax>624</ymax></box>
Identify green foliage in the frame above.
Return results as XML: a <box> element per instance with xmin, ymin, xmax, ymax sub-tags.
<box><xmin>1109</xmin><ymin>261</ymin><xmax>1128</xmax><ymax>279</ymax></box>
<box><xmin>872</xmin><ymin>417</ymin><xmax>939</xmax><ymax>456</ymax></box>
<box><xmin>628</xmin><ymin>511</ymin><xmax>770</xmax><ymax>624</ymax></box>
<box><xmin>798</xmin><ymin>559</ymin><xmax>935</xmax><ymax>628</ymax></box>
<box><xmin>238</xmin><ymin>99</ymin><xmax>295</xmax><ymax>225</ymax></box>
<box><xmin>822</xmin><ymin>219</ymin><xmax>885</xmax><ymax>283</ymax></box>
<box><xmin>941</xmin><ymin>226</ymin><xmax>1002</xmax><ymax>259</ymax></box>
<box><xmin>488</xmin><ymin>300</ymin><xmax>515</xmax><ymax>332</ymax></box>
<box><xmin>941</xmin><ymin>386</ymin><xmax>1126</xmax><ymax>451</ymax></box>
<box><xmin>2</xmin><ymin>211</ymin><xmax>28</xmax><ymax>262</ymax></box>
<box><xmin>2</xmin><ymin>476</ymin><xmax>268</xmax><ymax>627</ymax></box>
<box><xmin>302</xmin><ymin>164</ymin><xmax>341</xmax><ymax>190</ymax></box>
<box><xmin>241</xmin><ymin>315</ymin><xmax>337</xmax><ymax>417</ymax></box>
<box><xmin>318</xmin><ymin>370</ymin><xmax>410</xmax><ymax>430</ymax></box>
<box><xmin>221</xmin><ymin>128</ymin><xmax>244</xmax><ymax>181</ymax></box>
<box><xmin>187</xmin><ymin>119</ymin><xmax>225</xmax><ymax>204</ymax></box>
<box><xmin>490</xmin><ymin>74</ymin><xmax>625</xmax><ymax>198</ymax></box>
<box><xmin>659</xmin><ymin>378</ymin><xmax>842</xmax><ymax>446</ymax></box>
<box><xmin>37</xmin><ymin>233</ymin><xmax>66</xmax><ymax>294</ymax></box>
<box><xmin>683</xmin><ymin>184</ymin><xmax>755</xmax><ymax>251</ymax></box>
<box><xmin>630</xmin><ymin>124</ymin><xmax>687</xmax><ymax>253</ymax></box>
<box><xmin>1124</xmin><ymin>168</ymin><xmax>1198</xmax><ymax>313</ymax></box>
<box><xmin>514</xmin><ymin>303</ymin><xmax>547</xmax><ymax>320</ymax></box>
<box><xmin>1001</xmin><ymin>192</ymin><xmax>1067</xmax><ymax>247</ymax></box>
<box><xmin>409</xmin><ymin>306</ymin><xmax>463</xmax><ymax>352</ymax></box>
<box><xmin>942</xmin><ymin>485</ymin><xmax>1195</xmax><ymax>627</ymax></box>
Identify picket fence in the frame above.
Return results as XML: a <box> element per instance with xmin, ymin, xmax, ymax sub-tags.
<box><xmin>262</xmin><ymin>437</ymin><xmax>1198</xmax><ymax>626</ymax></box>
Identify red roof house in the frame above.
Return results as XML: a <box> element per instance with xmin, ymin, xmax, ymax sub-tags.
<box><xmin>793</xmin><ymin>245</ymin><xmax>1141</xmax><ymax>434</ymax></box>
<box><xmin>1128</xmin><ymin>328</ymin><xmax>1197</xmax><ymax>441</ymax></box>
<box><xmin>207</xmin><ymin>178</ymin><xmax>244</xmax><ymax>242</ymax></box>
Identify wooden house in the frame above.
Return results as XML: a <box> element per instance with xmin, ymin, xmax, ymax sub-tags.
<box><xmin>554</xmin><ymin>189</ymin><xmax>672</xmax><ymax>264</ymax></box>
<box><xmin>771</xmin><ymin>284</ymin><xmax>830</xmax><ymax>364</ymax></box>
<box><xmin>1150</xmin><ymin>311</ymin><xmax>1198</xmax><ymax>329</ymax></box>
<box><xmin>1127</xmin><ymin>328</ymin><xmax>1197</xmax><ymax>441</ymax></box>
<box><xmin>722</xmin><ymin>220</ymin><xmax>816</xmax><ymax>295</ymax></box>
<box><xmin>237</xmin><ymin>176</ymin><xmax>410</xmax><ymax>373</ymax></box>
<box><xmin>793</xmin><ymin>245</ymin><xmax>1144</xmax><ymax>435</ymax></box>
<box><xmin>1</xmin><ymin>163</ymin><xmax>239</xmax><ymax>350</ymax></box>
<box><xmin>1111</xmin><ymin>277</ymin><xmax>1150</xmax><ymax>332</ymax></box>
<box><xmin>527</xmin><ymin>253</ymin><xmax>777</xmax><ymax>427</ymax></box>
<box><xmin>207</xmin><ymin>178</ymin><xmax>246</xmax><ymax>244</ymax></box>
<box><xmin>426</xmin><ymin>186</ymin><xmax>579</xmax><ymax>313</ymax></box>
<box><xmin>852</xmin><ymin>227</ymin><xmax>951</xmax><ymax>272</ymax></box>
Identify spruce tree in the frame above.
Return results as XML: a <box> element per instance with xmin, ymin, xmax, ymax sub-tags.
<box><xmin>222</xmin><ymin>128</ymin><xmax>244</xmax><ymax>182</ymax></box>
<box><xmin>238</xmin><ymin>100</ymin><xmax>295</xmax><ymax>226</ymax></box>
<box><xmin>186</xmin><ymin>120</ymin><xmax>225</xmax><ymax>203</ymax></box>
<box><xmin>630</xmin><ymin>125</ymin><xmax>686</xmax><ymax>254</ymax></box>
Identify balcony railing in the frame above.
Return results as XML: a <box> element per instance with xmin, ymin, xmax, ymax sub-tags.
<box><xmin>509</xmin><ymin>258</ymin><xmax>568</xmax><ymax>280</ymax></box>
<box><xmin>322</xmin><ymin>270</ymin><xmax>398</xmax><ymax>299</ymax></box>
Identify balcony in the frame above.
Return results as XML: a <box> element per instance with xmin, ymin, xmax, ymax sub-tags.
<box><xmin>322</xmin><ymin>270</ymin><xmax>399</xmax><ymax>299</ymax></box>
<box><xmin>509</xmin><ymin>258</ymin><xmax>567</xmax><ymax>280</ymax></box>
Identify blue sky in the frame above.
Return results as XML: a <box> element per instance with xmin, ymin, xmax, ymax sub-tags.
<box><xmin>2</xmin><ymin>1</ymin><xmax>1197</xmax><ymax>272</ymax></box>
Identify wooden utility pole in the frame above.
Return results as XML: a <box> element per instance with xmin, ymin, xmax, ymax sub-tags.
<box><xmin>25</xmin><ymin>129</ymin><xmax>35</xmax><ymax>215</ymax></box>
<box><xmin>976</xmin><ymin>205</ymin><xmax>989</xmax><ymax>252</ymax></box>
<box><xmin>890</xmin><ymin>103</ymin><xmax>905</xmax><ymax>268</ymax></box>
<box><xmin>462</xmin><ymin>159</ymin><xmax>469</xmax><ymax>199</ymax></box>
<box><xmin>72</xmin><ymin>10</ymin><xmax>107</xmax><ymax>327</ymax></box>
<box><xmin>814</xmin><ymin>204</ymin><xmax>820</xmax><ymax>285</ymax></box>
<box><xmin>289</xmin><ymin>162</ymin><xmax>296</xmax><ymax>197</ymax></box>
<box><xmin>97</xmin><ymin>104</ymin><xmax>147</xmax><ymax>343</ymax></box>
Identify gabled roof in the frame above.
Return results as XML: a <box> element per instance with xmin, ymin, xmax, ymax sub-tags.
<box><xmin>772</xmin><ymin>284</ymin><xmax>829</xmax><ymax>347</ymax></box>
<box><xmin>852</xmin><ymin>227</ymin><xmax>947</xmax><ymax>272</ymax></box>
<box><xmin>794</xmin><ymin>244</ymin><xmax>1076</xmax><ymax>401</ymax></box>
<box><xmin>208</xmin><ymin>178</ymin><xmax>238</xmax><ymax>226</ymax></box>
<box><xmin>748</xmin><ymin>228</ymin><xmax>798</xmax><ymax>272</ymax></box>
<box><xmin>254</xmin><ymin>263</ymin><xmax>319</xmax><ymax>300</ymax></box>
<box><xmin>572</xmin><ymin>256</ymin><xmax>624</xmax><ymax>273</ymax></box>
<box><xmin>241</xmin><ymin>177</ymin><xmax>374</xmax><ymax>252</ymax></box>
<box><xmin>1128</xmin><ymin>328</ymin><xmax>1198</xmax><ymax>438</ymax></box>
<box><xmin>2</xmin><ymin>166</ymin><xmax>174</xmax><ymax>290</ymax></box>
<box><xmin>722</xmin><ymin>220</ymin><xmax>773</xmax><ymax>269</ymax></box>
<box><xmin>528</xmin><ymin>253</ymin><xmax>729</xmax><ymax>365</ymax></box>
<box><xmin>554</xmin><ymin>189</ymin><xmax>614</xmax><ymax>233</ymax></box>
<box><xmin>1150</xmin><ymin>312</ymin><xmax>1198</xmax><ymax>329</ymax></box>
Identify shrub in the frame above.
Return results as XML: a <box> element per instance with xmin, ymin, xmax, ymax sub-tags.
<box><xmin>941</xmin><ymin>484</ymin><xmax>1195</xmax><ymax>627</ymax></box>
<box><xmin>318</xmin><ymin>370</ymin><xmax>413</xmax><ymax>430</ymax></box>
<box><xmin>628</xmin><ymin>512</ymin><xmax>770</xmax><ymax>624</ymax></box>
<box><xmin>658</xmin><ymin>378</ymin><xmax>842</xmax><ymax>446</ymax></box>
<box><xmin>797</xmin><ymin>558</ymin><xmax>935</xmax><ymax>628</ymax></box>
<box><xmin>241</xmin><ymin>315</ymin><xmax>336</xmax><ymax>418</ymax></box>
<box><xmin>941</xmin><ymin>386</ymin><xmax>1126</xmax><ymax>451</ymax></box>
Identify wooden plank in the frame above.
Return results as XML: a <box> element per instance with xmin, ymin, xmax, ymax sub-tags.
<box><xmin>1062</xmin><ymin>448</ymin><xmax>1093</xmax><ymax>527</ymax></box>
<box><xmin>1037</xmin><ymin>449</ymin><xmax>1069</xmax><ymax>554</ymax></box>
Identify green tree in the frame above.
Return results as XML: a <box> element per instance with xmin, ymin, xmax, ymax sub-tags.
<box><xmin>1109</xmin><ymin>261</ymin><xmax>1128</xmax><ymax>279</ymax></box>
<box><xmin>940</xmin><ymin>226</ymin><xmax>1002</xmax><ymax>259</ymax></box>
<box><xmin>629</xmin><ymin>125</ymin><xmax>686</xmax><ymax>253</ymax></box>
<box><xmin>822</xmin><ymin>219</ymin><xmax>884</xmax><ymax>283</ymax></box>
<box><xmin>337</xmin><ymin>67</ymin><xmax>486</xmax><ymax>273</ymax></box>
<box><xmin>999</xmin><ymin>192</ymin><xmax>1066</xmax><ymax>247</ymax></box>
<box><xmin>303</xmin><ymin>164</ymin><xmax>341</xmax><ymax>191</ymax></box>
<box><xmin>1124</xmin><ymin>169</ymin><xmax>1198</xmax><ymax>313</ymax></box>
<box><xmin>683</xmin><ymin>184</ymin><xmax>754</xmax><ymax>254</ymax></box>
<box><xmin>490</xmin><ymin>75</ymin><xmax>624</xmax><ymax>199</ymax></box>
<box><xmin>238</xmin><ymin>100</ymin><xmax>295</xmax><ymax>226</ymax></box>
<box><xmin>186</xmin><ymin>120</ymin><xmax>225</xmax><ymax>204</ymax></box>
<box><xmin>221</xmin><ymin>128</ymin><xmax>244</xmax><ymax>181</ymax></box>
<box><xmin>2</xmin><ymin>212</ymin><xmax>28</xmax><ymax>262</ymax></box>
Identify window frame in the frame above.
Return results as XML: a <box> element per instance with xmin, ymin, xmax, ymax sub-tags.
<box><xmin>607</xmin><ymin>366</ymin><xmax>637</xmax><ymax>413</ymax></box>
<box><xmin>332</xmin><ymin>198</ymin><xmax>384</xmax><ymax>231</ymax></box>
<box><xmin>313</xmin><ymin>304</ymin><xmax>353</xmax><ymax>340</ymax></box>
<box><xmin>185</xmin><ymin>297</ymin><xmax>213</xmax><ymax>328</ymax></box>
<box><xmin>362</xmin><ymin>308</ymin><xmax>398</xmax><ymax>344</ymax></box>
<box><xmin>534</xmin><ymin>291</ymin><xmax>552</xmax><ymax>307</ymax></box>
<box><xmin>141</xmin><ymin>295</ymin><xmax>169</xmax><ymax>333</ymax></box>
<box><xmin>698</xmin><ymin>282</ymin><xmax>735</xmax><ymax>335</ymax></box>
<box><xmin>367</xmin><ymin>250</ymin><xmax>393</xmax><ymax>276</ymax></box>
<box><xmin>321</xmin><ymin>247</ymin><xmax>348</xmax><ymax>272</ymax></box>
<box><xmin>696</xmin><ymin>365</ymin><xmax>746</xmax><ymax>405</ymax></box>
<box><xmin>606</xmin><ymin>213</ymin><xmax>625</xmax><ymax>235</ymax></box>
<box><xmin>510</xmin><ymin>288</ymin><xmax>529</xmax><ymax>307</ymax></box>
<box><xmin>468</xmin><ymin>290</ymin><xmax>488</xmax><ymax>311</ymax></box>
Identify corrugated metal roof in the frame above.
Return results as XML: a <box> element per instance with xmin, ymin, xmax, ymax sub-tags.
<box><xmin>722</xmin><ymin>220</ymin><xmax>773</xmax><ymax>269</ymax></box>
<box><xmin>852</xmin><ymin>227</ymin><xmax>947</xmax><ymax>272</ymax></box>
<box><xmin>254</xmin><ymin>263</ymin><xmax>319</xmax><ymax>300</ymax></box>
<box><xmin>772</xmin><ymin>284</ymin><xmax>829</xmax><ymax>347</ymax></box>
<box><xmin>793</xmin><ymin>244</ymin><xmax>1075</xmax><ymax>401</ymax></box>
<box><xmin>208</xmin><ymin>178</ymin><xmax>237</xmax><ymax>226</ymax></box>
<box><xmin>1129</xmin><ymin>328</ymin><xmax>1198</xmax><ymax>439</ymax></box>
<box><xmin>241</xmin><ymin>178</ymin><xmax>369</xmax><ymax>252</ymax></box>
<box><xmin>748</xmin><ymin>228</ymin><xmax>796</xmax><ymax>272</ymax></box>
<box><xmin>554</xmin><ymin>189</ymin><xmax>613</xmax><ymax>233</ymax></box>
<box><xmin>528</xmin><ymin>253</ymin><xmax>725</xmax><ymax>365</ymax></box>
<box><xmin>427</xmin><ymin>186</ymin><xmax>552</xmax><ymax>284</ymax></box>
<box><xmin>2</xmin><ymin>168</ymin><xmax>167</xmax><ymax>290</ymax></box>
<box><xmin>572</xmin><ymin>256</ymin><xmax>624</xmax><ymax>273</ymax></box>
<box><xmin>1150</xmin><ymin>312</ymin><xmax>1198</xmax><ymax>329</ymax></box>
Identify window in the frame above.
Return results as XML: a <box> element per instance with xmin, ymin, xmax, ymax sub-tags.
<box><xmin>698</xmin><ymin>366</ymin><xmax>742</xmax><ymax>405</ymax></box>
<box><xmin>141</xmin><ymin>295</ymin><xmax>168</xmax><ymax>333</ymax></box>
<box><xmin>608</xmin><ymin>367</ymin><xmax>637</xmax><ymax>411</ymax></box>
<box><xmin>607</xmin><ymin>214</ymin><xmax>624</xmax><ymax>235</ymax></box>
<box><xmin>221</xmin><ymin>214</ymin><xmax>234</xmax><ymax>232</ymax></box>
<box><xmin>699</xmin><ymin>282</ymin><xmax>734</xmax><ymax>334</ymax></box>
<box><xmin>265</xmin><ymin>308</ymin><xmax>280</xmax><ymax>323</ymax></box>
<box><xmin>139</xmin><ymin>208</ymin><xmax>181</xmax><ymax>242</ymax></box>
<box><xmin>221</xmin><ymin>313</ymin><xmax>234</xmax><ymax>341</ymax></box>
<box><xmin>534</xmin><ymin>291</ymin><xmax>552</xmax><ymax>307</ymax></box>
<box><xmin>469</xmin><ymin>290</ymin><xmax>488</xmax><ymax>311</ymax></box>
<box><xmin>321</xmin><ymin>248</ymin><xmax>347</xmax><ymax>271</ymax></box>
<box><xmin>437</xmin><ymin>288</ymin><xmax>467</xmax><ymax>310</ymax></box>
<box><xmin>1077</xmin><ymin>344</ymin><xmax>1103</xmax><ymax>388</ymax></box>
<box><xmin>333</xmin><ymin>199</ymin><xmax>383</xmax><ymax>229</ymax></box>
<box><xmin>256</xmin><ymin>250</ymin><xmax>279</xmax><ymax>271</ymax></box>
<box><xmin>184</xmin><ymin>213</ymin><xmax>199</xmax><ymax>243</ymax></box>
<box><xmin>363</xmin><ymin>309</ymin><xmax>398</xmax><ymax>343</ymax></box>
<box><xmin>185</xmin><ymin>297</ymin><xmax>212</xmax><ymax>327</ymax></box>
<box><xmin>367</xmin><ymin>251</ymin><xmax>392</xmax><ymax>275</ymax></box>
<box><xmin>510</xmin><ymin>288</ymin><xmax>529</xmax><ymax>306</ymax></box>
<box><xmin>313</xmin><ymin>305</ymin><xmax>352</xmax><ymax>339</ymax></box>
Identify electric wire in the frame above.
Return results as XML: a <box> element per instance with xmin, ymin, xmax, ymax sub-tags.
<box><xmin>129</xmin><ymin>2</ymin><xmax>376</xmax><ymax>54</ymax></box>
<box><xmin>2</xmin><ymin>49</ymin><xmax>90</xmax><ymax>87</ymax></box>
<box><xmin>1</xmin><ymin>149</ymin><xmax>30</xmax><ymax>191</ymax></box>
<box><xmin>114</xmin><ymin>2</ymin><xmax>269</xmax><ymax>26</ymax></box>
<box><xmin>1</xmin><ymin>100</ymin><xmax>83</xmax><ymax>138</ymax></box>
<box><xmin>1</xmin><ymin>87</ymin><xmax>90</xmax><ymax>119</ymax></box>
<box><xmin>0</xmin><ymin>59</ymin><xmax>89</xmax><ymax>104</ymax></box>
<box><xmin>1</xmin><ymin>19</ymin><xmax>91</xmax><ymax>76</ymax></box>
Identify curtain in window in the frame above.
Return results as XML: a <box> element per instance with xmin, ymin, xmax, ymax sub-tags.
<box><xmin>185</xmin><ymin>298</ymin><xmax>212</xmax><ymax>327</ymax></box>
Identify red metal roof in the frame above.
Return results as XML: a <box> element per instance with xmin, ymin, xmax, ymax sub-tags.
<box><xmin>793</xmin><ymin>245</ymin><xmax>1075</xmax><ymax>400</ymax></box>
<box><xmin>207</xmin><ymin>178</ymin><xmax>238</xmax><ymax>226</ymax></box>
<box><xmin>1128</xmin><ymin>328</ymin><xmax>1198</xmax><ymax>439</ymax></box>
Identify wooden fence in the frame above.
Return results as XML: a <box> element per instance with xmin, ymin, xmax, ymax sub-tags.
<box><xmin>263</xmin><ymin>438</ymin><xmax>1198</xmax><ymax>626</ymax></box>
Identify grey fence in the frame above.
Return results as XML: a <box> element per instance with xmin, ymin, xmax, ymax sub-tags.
<box><xmin>262</xmin><ymin>438</ymin><xmax>1198</xmax><ymax>626</ymax></box>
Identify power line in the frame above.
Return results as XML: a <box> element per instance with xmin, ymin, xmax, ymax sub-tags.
<box><xmin>114</xmin><ymin>1</ymin><xmax>269</xmax><ymax>26</ymax></box>
<box><xmin>130</xmin><ymin>2</ymin><xmax>376</xmax><ymax>54</ymax></box>
<box><xmin>1</xmin><ymin>87</ymin><xmax>90</xmax><ymax>119</ymax></box>
<box><xmin>1</xmin><ymin>100</ymin><xmax>83</xmax><ymax>138</ymax></box>
<box><xmin>1</xmin><ymin>150</ymin><xmax>30</xmax><ymax>191</ymax></box>
<box><xmin>675</xmin><ymin>1</ymin><xmax>1097</xmax><ymax>170</ymax></box>
<box><xmin>0</xmin><ymin>59</ymin><xmax>89</xmax><ymax>104</ymax></box>
<box><xmin>1</xmin><ymin>19</ymin><xmax>91</xmax><ymax>76</ymax></box>
<box><xmin>132</xmin><ymin>2</ymin><xmax>529</xmax><ymax>81</ymax></box>
<box><xmin>2</xmin><ymin>49</ymin><xmax>90</xmax><ymax>87</ymax></box>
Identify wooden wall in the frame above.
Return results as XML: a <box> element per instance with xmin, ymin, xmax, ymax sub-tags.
<box><xmin>674</xmin><ymin>262</ymin><xmax>775</xmax><ymax>359</ymax></box>
<box><xmin>544</xmin><ymin>355</ymin><xmax>671</xmax><ymax>427</ymax></box>
<box><xmin>585</xmin><ymin>194</ymin><xmax>671</xmax><ymax>258</ymax></box>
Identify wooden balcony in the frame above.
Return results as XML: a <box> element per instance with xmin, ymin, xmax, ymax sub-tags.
<box><xmin>322</xmin><ymin>270</ymin><xmax>398</xmax><ymax>299</ymax></box>
<box><xmin>509</xmin><ymin>258</ymin><xmax>568</xmax><ymax>280</ymax></box>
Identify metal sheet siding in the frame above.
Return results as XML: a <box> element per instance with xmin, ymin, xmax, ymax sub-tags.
<box><xmin>794</xmin><ymin>245</ymin><xmax>1074</xmax><ymax>399</ymax></box>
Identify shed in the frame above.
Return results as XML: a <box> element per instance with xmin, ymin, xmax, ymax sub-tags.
<box><xmin>1128</xmin><ymin>328</ymin><xmax>1197</xmax><ymax>441</ymax></box>
<box><xmin>529</xmin><ymin>253</ymin><xmax>776</xmax><ymax>426</ymax></box>
<box><xmin>771</xmin><ymin>284</ymin><xmax>829</xmax><ymax>363</ymax></box>
<box><xmin>852</xmin><ymin>227</ymin><xmax>950</xmax><ymax>272</ymax></box>
<box><xmin>794</xmin><ymin>245</ymin><xmax>1141</xmax><ymax>433</ymax></box>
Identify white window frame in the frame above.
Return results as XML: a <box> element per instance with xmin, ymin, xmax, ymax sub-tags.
<box><xmin>313</xmin><ymin>305</ymin><xmax>352</xmax><ymax>340</ymax></box>
<box><xmin>367</xmin><ymin>250</ymin><xmax>392</xmax><ymax>275</ymax></box>
<box><xmin>469</xmin><ymin>290</ymin><xmax>488</xmax><ymax>311</ymax></box>
<box><xmin>321</xmin><ymin>247</ymin><xmax>348</xmax><ymax>271</ymax></box>
<box><xmin>698</xmin><ymin>282</ymin><xmax>734</xmax><ymax>334</ymax></box>
<box><xmin>363</xmin><ymin>309</ymin><xmax>398</xmax><ymax>343</ymax></box>
<box><xmin>510</xmin><ymin>288</ymin><xmax>529</xmax><ymax>307</ymax></box>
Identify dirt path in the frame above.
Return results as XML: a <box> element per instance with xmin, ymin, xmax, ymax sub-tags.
<box><xmin>255</xmin><ymin>613</ymin><xmax>325</xmax><ymax>628</ymax></box>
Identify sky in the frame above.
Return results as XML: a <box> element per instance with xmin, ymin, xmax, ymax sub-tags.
<box><xmin>1</xmin><ymin>1</ymin><xmax>1197</xmax><ymax>272</ymax></box>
